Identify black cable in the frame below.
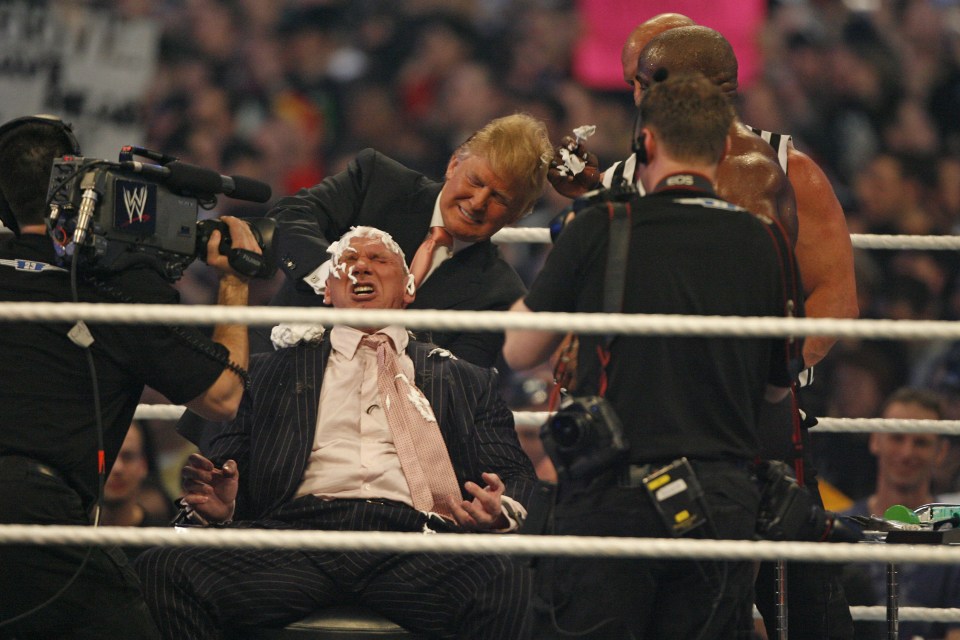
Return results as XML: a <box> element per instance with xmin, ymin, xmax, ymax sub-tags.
<box><xmin>69</xmin><ymin>248</ymin><xmax>107</xmax><ymax>526</ymax></box>
<box><xmin>690</xmin><ymin>492</ymin><xmax>731</xmax><ymax>640</ymax></box>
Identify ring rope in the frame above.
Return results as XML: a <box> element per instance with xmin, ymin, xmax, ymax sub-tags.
<box><xmin>4</xmin><ymin>303</ymin><xmax>960</xmax><ymax>340</ymax></box>
<box><xmin>1</xmin><ymin>522</ymin><xmax>955</xmax><ymax>623</ymax></box>
<box><xmin>850</xmin><ymin>607</ymin><xmax>960</xmax><ymax>623</ymax></box>
<box><xmin>0</xmin><ymin>526</ymin><xmax>952</xmax><ymax>564</ymax></box>
<box><xmin>131</xmin><ymin>404</ymin><xmax>960</xmax><ymax>435</ymax></box>
<box><xmin>492</xmin><ymin>227</ymin><xmax>960</xmax><ymax>251</ymax></box>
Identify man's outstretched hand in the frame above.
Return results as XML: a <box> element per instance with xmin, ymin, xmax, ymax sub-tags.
<box><xmin>449</xmin><ymin>472</ymin><xmax>510</xmax><ymax>531</ymax></box>
<box><xmin>180</xmin><ymin>452</ymin><xmax>239</xmax><ymax>524</ymax></box>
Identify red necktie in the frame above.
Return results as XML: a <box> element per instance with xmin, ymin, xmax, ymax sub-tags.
<box><xmin>409</xmin><ymin>226</ymin><xmax>453</xmax><ymax>289</ymax></box>
<box><xmin>362</xmin><ymin>334</ymin><xmax>461</xmax><ymax>518</ymax></box>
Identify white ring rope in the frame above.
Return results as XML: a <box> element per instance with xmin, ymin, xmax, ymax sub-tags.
<box><xmin>131</xmin><ymin>404</ymin><xmax>960</xmax><ymax>436</ymax></box>
<box><xmin>848</xmin><ymin>234</ymin><xmax>960</xmax><ymax>250</ymax></box>
<box><xmin>5</xmin><ymin>303</ymin><xmax>960</xmax><ymax>340</ymax></box>
<box><xmin>0</xmin><ymin>522</ymin><xmax>955</xmax><ymax>624</ymax></box>
<box><xmin>493</xmin><ymin>227</ymin><xmax>552</xmax><ymax>244</ymax></box>
<box><xmin>0</xmin><ymin>526</ymin><xmax>950</xmax><ymax>564</ymax></box>
<box><xmin>850</xmin><ymin>607</ymin><xmax>960</xmax><ymax>623</ymax></box>
<box><xmin>811</xmin><ymin>417</ymin><xmax>960</xmax><ymax>434</ymax></box>
<box><xmin>493</xmin><ymin>227</ymin><xmax>960</xmax><ymax>251</ymax></box>
<box><xmin>134</xmin><ymin>404</ymin><xmax>556</xmax><ymax>428</ymax></box>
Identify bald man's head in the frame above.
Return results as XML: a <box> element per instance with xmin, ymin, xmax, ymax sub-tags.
<box><xmin>621</xmin><ymin>13</ymin><xmax>696</xmax><ymax>89</ymax></box>
<box><xmin>637</xmin><ymin>26</ymin><xmax>739</xmax><ymax>101</ymax></box>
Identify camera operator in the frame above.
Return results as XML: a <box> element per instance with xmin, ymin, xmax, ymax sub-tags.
<box><xmin>504</xmin><ymin>75</ymin><xmax>802</xmax><ymax>639</ymax></box>
<box><xmin>0</xmin><ymin>116</ymin><xmax>259</xmax><ymax>638</ymax></box>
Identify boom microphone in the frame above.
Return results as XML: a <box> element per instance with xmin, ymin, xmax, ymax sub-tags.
<box><xmin>221</xmin><ymin>174</ymin><xmax>272</xmax><ymax>203</ymax></box>
<box><xmin>117</xmin><ymin>160</ymin><xmax>272</xmax><ymax>203</ymax></box>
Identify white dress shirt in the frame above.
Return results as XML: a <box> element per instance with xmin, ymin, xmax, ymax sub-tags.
<box><xmin>295</xmin><ymin>325</ymin><xmax>419</xmax><ymax>505</ymax></box>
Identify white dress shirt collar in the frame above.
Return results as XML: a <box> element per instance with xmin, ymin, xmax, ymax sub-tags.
<box><xmin>330</xmin><ymin>325</ymin><xmax>410</xmax><ymax>359</ymax></box>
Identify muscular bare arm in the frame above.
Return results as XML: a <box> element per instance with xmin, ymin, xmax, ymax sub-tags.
<box><xmin>503</xmin><ymin>298</ymin><xmax>564</xmax><ymax>371</ymax></box>
<box><xmin>788</xmin><ymin>147</ymin><xmax>859</xmax><ymax>367</ymax></box>
<box><xmin>717</xmin><ymin>124</ymin><xmax>798</xmax><ymax>247</ymax></box>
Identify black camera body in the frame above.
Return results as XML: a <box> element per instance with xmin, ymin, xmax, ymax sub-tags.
<box><xmin>755</xmin><ymin>460</ymin><xmax>861</xmax><ymax>543</ymax></box>
<box><xmin>541</xmin><ymin>395</ymin><xmax>630</xmax><ymax>481</ymax></box>
<box><xmin>45</xmin><ymin>156</ymin><xmax>276</xmax><ymax>281</ymax></box>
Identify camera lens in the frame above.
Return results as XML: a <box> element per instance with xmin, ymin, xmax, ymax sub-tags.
<box><xmin>550</xmin><ymin>413</ymin><xmax>586</xmax><ymax>449</ymax></box>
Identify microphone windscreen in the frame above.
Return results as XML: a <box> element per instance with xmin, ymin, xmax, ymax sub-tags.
<box><xmin>228</xmin><ymin>175</ymin><xmax>272</xmax><ymax>203</ymax></box>
<box><xmin>166</xmin><ymin>161</ymin><xmax>222</xmax><ymax>196</ymax></box>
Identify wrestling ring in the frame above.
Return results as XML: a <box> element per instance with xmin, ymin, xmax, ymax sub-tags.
<box><xmin>3</xmin><ymin>228</ymin><xmax>960</xmax><ymax>638</ymax></box>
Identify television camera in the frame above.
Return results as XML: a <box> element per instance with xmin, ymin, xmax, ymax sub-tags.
<box><xmin>45</xmin><ymin>147</ymin><xmax>276</xmax><ymax>281</ymax></box>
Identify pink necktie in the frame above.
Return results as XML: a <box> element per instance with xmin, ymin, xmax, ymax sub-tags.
<box><xmin>362</xmin><ymin>334</ymin><xmax>461</xmax><ymax>518</ymax></box>
<box><xmin>409</xmin><ymin>226</ymin><xmax>453</xmax><ymax>289</ymax></box>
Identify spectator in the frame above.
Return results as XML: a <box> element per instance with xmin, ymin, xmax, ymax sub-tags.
<box><xmin>841</xmin><ymin>387</ymin><xmax>960</xmax><ymax>640</ymax></box>
<box><xmin>101</xmin><ymin>421</ymin><xmax>176</xmax><ymax>564</ymax></box>
<box><xmin>101</xmin><ymin>421</ymin><xmax>175</xmax><ymax>529</ymax></box>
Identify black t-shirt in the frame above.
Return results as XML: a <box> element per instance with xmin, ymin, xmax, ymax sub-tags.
<box><xmin>0</xmin><ymin>234</ymin><xmax>228</xmax><ymax>508</ymax></box>
<box><xmin>525</xmin><ymin>188</ymin><xmax>800</xmax><ymax>463</ymax></box>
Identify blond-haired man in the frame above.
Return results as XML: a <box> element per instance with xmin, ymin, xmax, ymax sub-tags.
<box><xmin>267</xmin><ymin>113</ymin><xmax>552</xmax><ymax>367</ymax></box>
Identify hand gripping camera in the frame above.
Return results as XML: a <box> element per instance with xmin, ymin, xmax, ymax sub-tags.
<box><xmin>45</xmin><ymin>149</ymin><xmax>276</xmax><ymax>281</ymax></box>
<box><xmin>541</xmin><ymin>395</ymin><xmax>630</xmax><ymax>481</ymax></box>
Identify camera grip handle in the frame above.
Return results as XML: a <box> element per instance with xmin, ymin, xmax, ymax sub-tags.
<box><xmin>226</xmin><ymin>247</ymin><xmax>267</xmax><ymax>278</ymax></box>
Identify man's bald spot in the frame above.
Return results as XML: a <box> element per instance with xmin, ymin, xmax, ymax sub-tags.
<box><xmin>639</xmin><ymin>25</ymin><xmax>739</xmax><ymax>96</ymax></box>
<box><xmin>621</xmin><ymin>13</ymin><xmax>696</xmax><ymax>85</ymax></box>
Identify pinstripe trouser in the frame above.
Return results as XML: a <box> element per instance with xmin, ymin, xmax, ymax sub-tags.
<box><xmin>135</xmin><ymin>496</ymin><xmax>531</xmax><ymax>640</ymax></box>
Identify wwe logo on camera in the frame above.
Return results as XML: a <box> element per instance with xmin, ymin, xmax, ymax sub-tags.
<box><xmin>114</xmin><ymin>181</ymin><xmax>156</xmax><ymax>234</ymax></box>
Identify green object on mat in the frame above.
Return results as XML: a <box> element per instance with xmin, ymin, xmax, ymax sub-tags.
<box><xmin>884</xmin><ymin>504</ymin><xmax>921</xmax><ymax>524</ymax></box>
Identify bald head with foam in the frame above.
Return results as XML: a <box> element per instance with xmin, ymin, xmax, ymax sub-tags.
<box><xmin>637</xmin><ymin>26</ymin><xmax>739</xmax><ymax>100</ymax></box>
<box><xmin>622</xmin><ymin>13</ymin><xmax>696</xmax><ymax>98</ymax></box>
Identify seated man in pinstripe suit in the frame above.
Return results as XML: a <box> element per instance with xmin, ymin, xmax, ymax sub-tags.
<box><xmin>136</xmin><ymin>226</ymin><xmax>538</xmax><ymax>640</ymax></box>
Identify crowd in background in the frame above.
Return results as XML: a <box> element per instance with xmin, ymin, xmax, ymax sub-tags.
<box><xmin>95</xmin><ymin>0</ymin><xmax>960</xmax><ymax>505</ymax></box>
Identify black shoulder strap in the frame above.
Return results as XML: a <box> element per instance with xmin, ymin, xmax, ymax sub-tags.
<box><xmin>603</xmin><ymin>201</ymin><xmax>632</xmax><ymax>321</ymax></box>
<box><xmin>599</xmin><ymin>199</ymin><xmax>632</xmax><ymax>391</ymax></box>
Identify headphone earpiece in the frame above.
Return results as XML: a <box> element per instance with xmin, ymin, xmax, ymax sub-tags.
<box><xmin>633</xmin><ymin>131</ymin><xmax>648</xmax><ymax>166</ymax></box>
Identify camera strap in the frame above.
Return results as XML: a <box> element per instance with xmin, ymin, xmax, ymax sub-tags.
<box><xmin>597</xmin><ymin>200</ymin><xmax>632</xmax><ymax>396</ymax></box>
<box><xmin>755</xmin><ymin>213</ymin><xmax>805</xmax><ymax>483</ymax></box>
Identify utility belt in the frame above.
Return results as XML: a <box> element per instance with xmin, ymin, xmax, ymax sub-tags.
<box><xmin>0</xmin><ymin>454</ymin><xmax>87</xmax><ymax>505</ymax></box>
<box><xmin>618</xmin><ymin>457</ymin><xmax>754</xmax><ymax>488</ymax></box>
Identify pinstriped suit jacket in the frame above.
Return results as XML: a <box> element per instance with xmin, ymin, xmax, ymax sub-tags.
<box><xmin>205</xmin><ymin>334</ymin><xmax>537</xmax><ymax>522</ymax></box>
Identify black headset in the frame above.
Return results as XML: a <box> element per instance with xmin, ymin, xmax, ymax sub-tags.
<box><xmin>631</xmin><ymin>120</ymin><xmax>648</xmax><ymax>166</ymax></box>
<box><xmin>0</xmin><ymin>115</ymin><xmax>82</xmax><ymax>236</ymax></box>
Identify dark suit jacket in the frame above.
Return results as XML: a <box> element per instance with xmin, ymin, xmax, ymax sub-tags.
<box><xmin>266</xmin><ymin>148</ymin><xmax>526</xmax><ymax>367</ymax></box>
<box><xmin>203</xmin><ymin>335</ymin><xmax>537</xmax><ymax>522</ymax></box>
